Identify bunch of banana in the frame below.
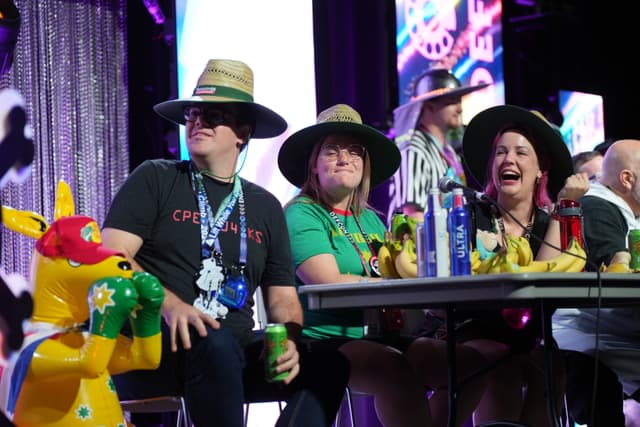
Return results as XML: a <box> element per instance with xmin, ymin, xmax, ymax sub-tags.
<box><xmin>377</xmin><ymin>214</ymin><xmax>420</xmax><ymax>279</ymax></box>
<box><xmin>602</xmin><ymin>251</ymin><xmax>640</xmax><ymax>273</ymax></box>
<box><xmin>471</xmin><ymin>235</ymin><xmax>587</xmax><ymax>274</ymax></box>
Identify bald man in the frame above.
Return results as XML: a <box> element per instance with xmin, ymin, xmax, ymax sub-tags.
<box><xmin>580</xmin><ymin>139</ymin><xmax>640</xmax><ymax>265</ymax></box>
<box><xmin>554</xmin><ymin>139</ymin><xmax>640</xmax><ymax>426</ymax></box>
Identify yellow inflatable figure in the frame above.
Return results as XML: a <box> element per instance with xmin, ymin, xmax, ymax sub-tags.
<box><xmin>0</xmin><ymin>181</ymin><xmax>164</xmax><ymax>427</ymax></box>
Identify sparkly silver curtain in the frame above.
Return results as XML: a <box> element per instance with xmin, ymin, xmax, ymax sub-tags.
<box><xmin>1</xmin><ymin>0</ymin><xmax>128</xmax><ymax>276</ymax></box>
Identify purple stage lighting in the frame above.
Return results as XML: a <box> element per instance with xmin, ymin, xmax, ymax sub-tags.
<box><xmin>0</xmin><ymin>0</ymin><xmax>19</xmax><ymax>79</ymax></box>
<box><xmin>143</xmin><ymin>0</ymin><xmax>165</xmax><ymax>25</ymax></box>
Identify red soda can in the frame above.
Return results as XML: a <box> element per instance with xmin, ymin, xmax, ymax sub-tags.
<box><xmin>264</xmin><ymin>323</ymin><xmax>288</xmax><ymax>382</ymax></box>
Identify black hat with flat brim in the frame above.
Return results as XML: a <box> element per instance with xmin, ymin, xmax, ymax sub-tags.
<box><xmin>462</xmin><ymin>105</ymin><xmax>573</xmax><ymax>200</ymax></box>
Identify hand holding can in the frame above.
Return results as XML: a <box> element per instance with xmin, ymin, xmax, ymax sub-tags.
<box><xmin>264</xmin><ymin>323</ymin><xmax>289</xmax><ymax>382</ymax></box>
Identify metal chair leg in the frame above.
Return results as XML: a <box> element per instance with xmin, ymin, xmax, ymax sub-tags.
<box><xmin>335</xmin><ymin>386</ymin><xmax>356</xmax><ymax>427</ymax></box>
<box><xmin>120</xmin><ymin>396</ymin><xmax>191</xmax><ymax>427</ymax></box>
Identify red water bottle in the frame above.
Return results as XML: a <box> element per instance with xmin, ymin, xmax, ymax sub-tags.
<box><xmin>556</xmin><ymin>199</ymin><xmax>583</xmax><ymax>250</ymax></box>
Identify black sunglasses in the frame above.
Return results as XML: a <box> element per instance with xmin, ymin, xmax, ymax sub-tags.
<box><xmin>183</xmin><ymin>106</ymin><xmax>236</xmax><ymax>127</ymax></box>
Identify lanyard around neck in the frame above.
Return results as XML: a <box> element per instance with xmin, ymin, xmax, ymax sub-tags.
<box><xmin>190</xmin><ymin>163</ymin><xmax>247</xmax><ymax>265</ymax></box>
<box><xmin>328</xmin><ymin>209</ymin><xmax>376</xmax><ymax>276</ymax></box>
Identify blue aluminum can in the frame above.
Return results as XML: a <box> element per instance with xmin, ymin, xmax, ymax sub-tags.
<box><xmin>448</xmin><ymin>188</ymin><xmax>471</xmax><ymax>275</ymax></box>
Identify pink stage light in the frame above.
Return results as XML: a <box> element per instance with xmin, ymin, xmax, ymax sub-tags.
<box><xmin>143</xmin><ymin>0</ymin><xmax>165</xmax><ymax>25</ymax></box>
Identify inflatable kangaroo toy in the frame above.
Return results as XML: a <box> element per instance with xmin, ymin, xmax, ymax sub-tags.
<box><xmin>0</xmin><ymin>180</ymin><xmax>164</xmax><ymax>427</ymax></box>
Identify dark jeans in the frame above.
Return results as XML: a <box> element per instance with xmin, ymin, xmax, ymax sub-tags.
<box><xmin>563</xmin><ymin>349</ymin><xmax>625</xmax><ymax>426</ymax></box>
<box><xmin>114</xmin><ymin>323</ymin><xmax>349</xmax><ymax>427</ymax></box>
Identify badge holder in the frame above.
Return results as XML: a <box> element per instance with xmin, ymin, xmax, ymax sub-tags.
<box><xmin>218</xmin><ymin>263</ymin><xmax>248</xmax><ymax>309</ymax></box>
<box><xmin>369</xmin><ymin>255</ymin><xmax>381</xmax><ymax>277</ymax></box>
<box><xmin>193</xmin><ymin>254</ymin><xmax>229</xmax><ymax>319</ymax></box>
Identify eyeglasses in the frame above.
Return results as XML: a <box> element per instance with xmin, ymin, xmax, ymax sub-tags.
<box><xmin>183</xmin><ymin>106</ymin><xmax>236</xmax><ymax>127</ymax></box>
<box><xmin>320</xmin><ymin>144</ymin><xmax>366</xmax><ymax>160</ymax></box>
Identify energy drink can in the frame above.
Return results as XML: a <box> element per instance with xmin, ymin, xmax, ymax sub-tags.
<box><xmin>628</xmin><ymin>229</ymin><xmax>640</xmax><ymax>270</ymax></box>
<box><xmin>264</xmin><ymin>323</ymin><xmax>288</xmax><ymax>382</ymax></box>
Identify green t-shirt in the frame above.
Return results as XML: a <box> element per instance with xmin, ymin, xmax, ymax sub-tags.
<box><xmin>285</xmin><ymin>196</ymin><xmax>386</xmax><ymax>339</ymax></box>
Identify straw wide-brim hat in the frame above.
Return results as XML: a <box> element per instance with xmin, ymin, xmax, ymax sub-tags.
<box><xmin>394</xmin><ymin>68</ymin><xmax>490</xmax><ymax>116</ymax></box>
<box><xmin>278</xmin><ymin>104</ymin><xmax>400</xmax><ymax>188</ymax></box>
<box><xmin>462</xmin><ymin>105</ymin><xmax>573</xmax><ymax>200</ymax></box>
<box><xmin>153</xmin><ymin>59</ymin><xmax>287</xmax><ymax>138</ymax></box>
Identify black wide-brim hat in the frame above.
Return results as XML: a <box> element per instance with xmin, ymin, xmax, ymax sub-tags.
<box><xmin>154</xmin><ymin>59</ymin><xmax>287</xmax><ymax>139</ymax></box>
<box><xmin>462</xmin><ymin>105</ymin><xmax>573</xmax><ymax>200</ymax></box>
<box><xmin>278</xmin><ymin>104</ymin><xmax>401</xmax><ymax>188</ymax></box>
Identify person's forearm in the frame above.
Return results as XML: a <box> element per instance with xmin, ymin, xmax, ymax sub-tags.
<box><xmin>161</xmin><ymin>287</ymin><xmax>183</xmax><ymax>311</ymax></box>
<box><xmin>268</xmin><ymin>299</ymin><xmax>303</xmax><ymax>341</ymax></box>
<box><xmin>538</xmin><ymin>218</ymin><xmax>561</xmax><ymax>260</ymax></box>
<box><xmin>268</xmin><ymin>299</ymin><xmax>302</xmax><ymax>325</ymax></box>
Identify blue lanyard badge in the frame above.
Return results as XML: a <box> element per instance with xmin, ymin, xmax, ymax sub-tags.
<box><xmin>190</xmin><ymin>164</ymin><xmax>248</xmax><ymax>315</ymax></box>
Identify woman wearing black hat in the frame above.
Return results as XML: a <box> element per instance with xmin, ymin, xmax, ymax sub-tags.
<box><xmin>457</xmin><ymin>105</ymin><xmax>589</xmax><ymax>425</ymax></box>
<box><xmin>279</xmin><ymin>103</ymin><xmax>488</xmax><ymax>427</ymax></box>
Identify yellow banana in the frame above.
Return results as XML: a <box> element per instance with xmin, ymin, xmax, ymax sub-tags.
<box><xmin>604</xmin><ymin>251</ymin><xmax>631</xmax><ymax>272</ymax></box>
<box><xmin>382</xmin><ymin>231</ymin><xmax>402</xmax><ymax>262</ymax></box>
<box><xmin>547</xmin><ymin>237</ymin><xmax>586</xmax><ymax>272</ymax></box>
<box><xmin>488</xmin><ymin>255</ymin><xmax>503</xmax><ymax>273</ymax></box>
<box><xmin>394</xmin><ymin>239</ymin><xmax>418</xmax><ymax>278</ymax></box>
<box><xmin>564</xmin><ymin>237</ymin><xmax>587</xmax><ymax>272</ymax></box>
<box><xmin>471</xmin><ymin>250</ymin><xmax>481</xmax><ymax>272</ymax></box>
<box><xmin>504</xmin><ymin>237</ymin><xmax>520</xmax><ymax>265</ymax></box>
<box><xmin>378</xmin><ymin>244</ymin><xmax>400</xmax><ymax>278</ymax></box>
<box><xmin>517</xmin><ymin>260</ymin><xmax>552</xmax><ymax>273</ymax></box>
<box><xmin>604</xmin><ymin>251</ymin><xmax>636</xmax><ymax>273</ymax></box>
<box><xmin>512</xmin><ymin>236</ymin><xmax>534</xmax><ymax>266</ymax></box>
<box><xmin>605</xmin><ymin>262</ymin><xmax>633</xmax><ymax>273</ymax></box>
<box><xmin>475</xmin><ymin>252</ymin><xmax>499</xmax><ymax>274</ymax></box>
<box><xmin>498</xmin><ymin>255</ymin><xmax>520</xmax><ymax>273</ymax></box>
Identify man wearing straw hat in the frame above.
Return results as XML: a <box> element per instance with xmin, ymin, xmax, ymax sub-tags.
<box><xmin>102</xmin><ymin>59</ymin><xmax>349</xmax><ymax>427</ymax></box>
<box><xmin>383</xmin><ymin>68</ymin><xmax>489</xmax><ymax>221</ymax></box>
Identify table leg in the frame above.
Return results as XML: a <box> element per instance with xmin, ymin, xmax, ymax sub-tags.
<box><xmin>446</xmin><ymin>304</ymin><xmax>458</xmax><ymax>427</ymax></box>
<box><xmin>541</xmin><ymin>302</ymin><xmax>561</xmax><ymax>427</ymax></box>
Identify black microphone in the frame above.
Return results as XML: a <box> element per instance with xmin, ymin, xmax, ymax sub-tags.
<box><xmin>437</xmin><ymin>176</ymin><xmax>487</xmax><ymax>202</ymax></box>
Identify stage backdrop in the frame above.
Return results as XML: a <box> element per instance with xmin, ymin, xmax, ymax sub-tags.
<box><xmin>558</xmin><ymin>89</ymin><xmax>605</xmax><ymax>155</ymax></box>
<box><xmin>395</xmin><ymin>0</ymin><xmax>504</xmax><ymax>123</ymax></box>
<box><xmin>1</xmin><ymin>1</ymin><xmax>128</xmax><ymax>277</ymax></box>
<box><xmin>371</xmin><ymin>0</ymin><xmax>505</xmax><ymax>222</ymax></box>
<box><xmin>175</xmin><ymin>0</ymin><xmax>316</xmax><ymax>206</ymax></box>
